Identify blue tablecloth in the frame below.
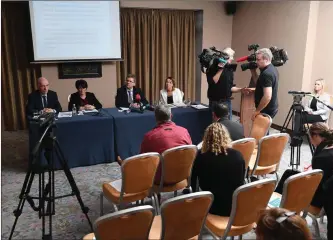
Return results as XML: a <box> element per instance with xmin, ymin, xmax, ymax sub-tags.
<box><xmin>109</xmin><ymin>106</ymin><xmax>212</xmax><ymax>159</ymax></box>
<box><xmin>29</xmin><ymin>106</ymin><xmax>211</xmax><ymax>169</ymax></box>
<box><xmin>29</xmin><ymin>112</ymin><xmax>115</xmax><ymax>169</ymax></box>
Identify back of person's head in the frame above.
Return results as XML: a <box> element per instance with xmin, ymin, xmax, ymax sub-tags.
<box><xmin>212</xmin><ymin>102</ymin><xmax>229</xmax><ymax>119</ymax></box>
<box><xmin>155</xmin><ymin>105</ymin><xmax>171</xmax><ymax>123</ymax></box>
<box><xmin>75</xmin><ymin>79</ymin><xmax>88</xmax><ymax>89</ymax></box>
<box><xmin>309</xmin><ymin>122</ymin><xmax>333</xmax><ymax>145</ymax></box>
<box><xmin>255</xmin><ymin>208</ymin><xmax>312</xmax><ymax>240</ymax></box>
<box><xmin>201</xmin><ymin>122</ymin><xmax>231</xmax><ymax>155</ymax></box>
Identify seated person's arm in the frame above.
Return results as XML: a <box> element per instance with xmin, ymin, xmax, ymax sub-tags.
<box><xmin>310</xmin><ymin>97</ymin><xmax>330</xmax><ymax>115</ymax></box>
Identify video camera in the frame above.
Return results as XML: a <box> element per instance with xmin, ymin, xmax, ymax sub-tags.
<box><xmin>288</xmin><ymin>91</ymin><xmax>311</xmax><ymax>105</ymax></box>
<box><xmin>236</xmin><ymin>44</ymin><xmax>288</xmax><ymax>71</ymax></box>
<box><xmin>198</xmin><ymin>46</ymin><xmax>237</xmax><ymax>73</ymax></box>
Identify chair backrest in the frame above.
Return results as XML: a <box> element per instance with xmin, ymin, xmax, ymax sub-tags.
<box><xmin>161</xmin><ymin>145</ymin><xmax>198</xmax><ymax>185</ymax></box>
<box><xmin>160</xmin><ymin>191</ymin><xmax>213</xmax><ymax>240</ymax></box>
<box><xmin>280</xmin><ymin>169</ymin><xmax>323</xmax><ymax>214</ymax></box>
<box><xmin>253</xmin><ymin>133</ymin><xmax>289</xmax><ymax>169</ymax></box>
<box><xmin>249</xmin><ymin>113</ymin><xmax>272</xmax><ymax>142</ymax></box>
<box><xmin>68</xmin><ymin>94</ymin><xmax>71</xmax><ymax>103</ymax></box>
<box><xmin>122</xmin><ymin>153</ymin><xmax>160</xmax><ymax>194</ymax></box>
<box><xmin>197</xmin><ymin>141</ymin><xmax>203</xmax><ymax>151</ymax></box>
<box><xmin>231</xmin><ymin>138</ymin><xmax>256</xmax><ymax>169</ymax></box>
<box><xmin>94</xmin><ymin>205</ymin><xmax>155</xmax><ymax>240</ymax></box>
<box><xmin>223</xmin><ymin>179</ymin><xmax>276</xmax><ymax>238</ymax></box>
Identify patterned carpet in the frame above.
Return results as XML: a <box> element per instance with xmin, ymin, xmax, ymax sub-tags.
<box><xmin>1</xmin><ymin>129</ymin><xmax>328</xmax><ymax>239</ymax></box>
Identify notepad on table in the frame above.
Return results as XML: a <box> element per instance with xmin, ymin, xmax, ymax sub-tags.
<box><xmin>191</xmin><ymin>104</ymin><xmax>209</xmax><ymax>110</ymax></box>
<box><xmin>58</xmin><ymin>112</ymin><xmax>73</xmax><ymax>118</ymax></box>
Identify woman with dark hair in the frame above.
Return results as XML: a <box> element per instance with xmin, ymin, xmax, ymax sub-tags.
<box><xmin>308</xmin><ymin>122</ymin><xmax>333</xmax><ymax>240</ymax></box>
<box><xmin>159</xmin><ymin>77</ymin><xmax>184</xmax><ymax>105</ymax></box>
<box><xmin>68</xmin><ymin>79</ymin><xmax>102</xmax><ymax>111</ymax></box>
<box><xmin>191</xmin><ymin>122</ymin><xmax>245</xmax><ymax>216</ymax></box>
<box><xmin>256</xmin><ymin>208</ymin><xmax>312</xmax><ymax>240</ymax></box>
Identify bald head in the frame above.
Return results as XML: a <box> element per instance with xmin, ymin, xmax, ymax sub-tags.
<box><xmin>38</xmin><ymin>77</ymin><xmax>49</xmax><ymax>94</ymax></box>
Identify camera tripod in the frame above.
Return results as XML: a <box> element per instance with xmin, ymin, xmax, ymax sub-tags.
<box><xmin>9</xmin><ymin>120</ymin><xmax>93</xmax><ymax>240</ymax></box>
<box><xmin>280</xmin><ymin>103</ymin><xmax>314</xmax><ymax>170</ymax></box>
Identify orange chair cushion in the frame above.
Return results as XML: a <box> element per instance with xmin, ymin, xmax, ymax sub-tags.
<box><xmin>82</xmin><ymin>233</ymin><xmax>95</xmax><ymax>240</ymax></box>
<box><xmin>206</xmin><ymin>214</ymin><xmax>255</xmax><ymax>237</ymax></box>
<box><xmin>103</xmin><ymin>181</ymin><xmax>149</xmax><ymax>204</ymax></box>
<box><xmin>307</xmin><ymin>205</ymin><xmax>322</xmax><ymax>216</ymax></box>
<box><xmin>149</xmin><ymin>216</ymin><xmax>199</xmax><ymax>240</ymax></box>
<box><xmin>153</xmin><ymin>179</ymin><xmax>188</xmax><ymax>193</ymax></box>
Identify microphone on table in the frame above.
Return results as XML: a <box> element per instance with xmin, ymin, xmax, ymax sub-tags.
<box><xmin>132</xmin><ymin>94</ymin><xmax>144</xmax><ymax>113</ymax></box>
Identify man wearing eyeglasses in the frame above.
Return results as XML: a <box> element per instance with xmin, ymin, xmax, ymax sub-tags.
<box><xmin>115</xmin><ymin>74</ymin><xmax>148</xmax><ymax>108</ymax></box>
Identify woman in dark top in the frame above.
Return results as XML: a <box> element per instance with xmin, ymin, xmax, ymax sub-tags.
<box><xmin>309</xmin><ymin>123</ymin><xmax>333</xmax><ymax>240</ymax></box>
<box><xmin>191</xmin><ymin>122</ymin><xmax>245</xmax><ymax>216</ymax></box>
<box><xmin>68</xmin><ymin>79</ymin><xmax>102</xmax><ymax>111</ymax></box>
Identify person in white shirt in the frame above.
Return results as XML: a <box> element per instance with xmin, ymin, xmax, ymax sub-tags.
<box><xmin>294</xmin><ymin>78</ymin><xmax>331</xmax><ymax>136</ymax></box>
<box><xmin>159</xmin><ymin>77</ymin><xmax>184</xmax><ymax>105</ymax></box>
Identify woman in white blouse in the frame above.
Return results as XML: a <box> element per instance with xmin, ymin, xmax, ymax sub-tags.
<box><xmin>294</xmin><ymin>78</ymin><xmax>331</xmax><ymax>135</ymax></box>
<box><xmin>159</xmin><ymin>77</ymin><xmax>184</xmax><ymax>105</ymax></box>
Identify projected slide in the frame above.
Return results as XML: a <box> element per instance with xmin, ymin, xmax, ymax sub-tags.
<box><xmin>29</xmin><ymin>1</ymin><xmax>121</xmax><ymax>61</ymax></box>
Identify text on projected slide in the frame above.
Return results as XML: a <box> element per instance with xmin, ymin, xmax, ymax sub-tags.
<box><xmin>31</xmin><ymin>1</ymin><xmax>121</xmax><ymax>60</ymax></box>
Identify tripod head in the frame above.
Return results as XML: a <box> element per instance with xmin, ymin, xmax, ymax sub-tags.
<box><xmin>288</xmin><ymin>91</ymin><xmax>311</xmax><ymax>105</ymax></box>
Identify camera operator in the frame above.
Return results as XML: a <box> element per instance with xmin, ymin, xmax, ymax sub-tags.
<box><xmin>206</xmin><ymin>47</ymin><xmax>243</xmax><ymax>120</ymax></box>
<box><xmin>245</xmin><ymin>48</ymin><xmax>279</xmax><ymax>120</ymax></box>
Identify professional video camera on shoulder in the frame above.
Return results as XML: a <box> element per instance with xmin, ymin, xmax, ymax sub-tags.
<box><xmin>236</xmin><ymin>44</ymin><xmax>288</xmax><ymax>71</ymax></box>
<box><xmin>198</xmin><ymin>46</ymin><xmax>237</xmax><ymax>73</ymax></box>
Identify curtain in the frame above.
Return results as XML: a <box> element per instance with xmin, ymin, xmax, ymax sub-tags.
<box><xmin>1</xmin><ymin>2</ymin><xmax>41</xmax><ymax>131</ymax></box>
<box><xmin>117</xmin><ymin>8</ymin><xmax>196</xmax><ymax>103</ymax></box>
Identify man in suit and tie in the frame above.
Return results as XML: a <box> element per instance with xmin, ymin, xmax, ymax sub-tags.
<box><xmin>115</xmin><ymin>74</ymin><xmax>148</xmax><ymax>108</ymax></box>
<box><xmin>26</xmin><ymin>77</ymin><xmax>62</xmax><ymax>117</ymax></box>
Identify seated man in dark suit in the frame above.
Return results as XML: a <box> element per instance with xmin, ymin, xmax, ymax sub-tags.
<box><xmin>26</xmin><ymin>77</ymin><xmax>62</xmax><ymax>117</ymax></box>
<box><xmin>212</xmin><ymin>102</ymin><xmax>244</xmax><ymax>141</ymax></box>
<box><xmin>68</xmin><ymin>79</ymin><xmax>102</xmax><ymax>111</ymax></box>
<box><xmin>115</xmin><ymin>74</ymin><xmax>148</xmax><ymax>108</ymax></box>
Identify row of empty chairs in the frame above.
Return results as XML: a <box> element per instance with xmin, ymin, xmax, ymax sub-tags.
<box><xmin>100</xmin><ymin>145</ymin><xmax>198</xmax><ymax>215</ymax></box>
<box><xmin>85</xmin><ymin>169</ymin><xmax>325</xmax><ymax>240</ymax></box>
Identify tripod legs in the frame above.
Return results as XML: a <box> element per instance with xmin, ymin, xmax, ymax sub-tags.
<box><xmin>53</xmin><ymin>139</ymin><xmax>93</xmax><ymax>230</ymax></box>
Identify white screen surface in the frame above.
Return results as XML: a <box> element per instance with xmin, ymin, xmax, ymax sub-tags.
<box><xmin>29</xmin><ymin>1</ymin><xmax>121</xmax><ymax>61</ymax></box>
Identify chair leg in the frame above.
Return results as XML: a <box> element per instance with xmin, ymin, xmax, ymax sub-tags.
<box><xmin>174</xmin><ymin>190</ymin><xmax>177</xmax><ymax>197</ymax></box>
<box><xmin>312</xmin><ymin>217</ymin><xmax>320</xmax><ymax>238</ymax></box>
<box><xmin>154</xmin><ymin>193</ymin><xmax>160</xmax><ymax>215</ymax></box>
<box><xmin>320</xmin><ymin>216</ymin><xmax>324</xmax><ymax>224</ymax></box>
<box><xmin>239</xmin><ymin>235</ymin><xmax>243</xmax><ymax>240</ymax></box>
<box><xmin>275</xmin><ymin>172</ymin><xmax>279</xmax><ymax>184</ymax></box>
<box><xmin>100</xmin><ymin>192</ymin><xmax>104</xmax><ymax>216</ymax></box>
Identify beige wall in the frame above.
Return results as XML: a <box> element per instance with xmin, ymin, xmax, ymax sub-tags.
<box><xmin>310</xmin><ymin>1</ymin><xmax>333</xmax><ymax>127</ymax></box>
<box><xmin>41</xmin><ymin>1</ymin><xmax>233</xmax><ymax>110</ymax></box>
<box><xmin>231</xmin><ymin>1</ymin><xmax>312</xmax><ymax>127</ymax></box>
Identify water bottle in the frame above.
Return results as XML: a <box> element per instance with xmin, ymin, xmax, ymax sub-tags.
<box><xmin>72</xmin><ymin>104</ymin><xmax>77</xmax><ymax>116</ymax></box>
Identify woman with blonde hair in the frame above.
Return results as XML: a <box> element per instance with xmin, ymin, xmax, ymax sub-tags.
<box><xmin>256</xmin><ymin>208</ymin><xmax>312</xmax><ymax>240</ymax></box>
<box><xmin>159</xmin><ymin>77</ymin><xmax>184</xmax><ymax>105</ymax></box>
<box><xmin>190</xmin><ymin>122</ymin><xmax>245</xmax><ymax>216</ymax></box>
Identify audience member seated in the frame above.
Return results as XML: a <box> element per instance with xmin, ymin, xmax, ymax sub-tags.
<box><xmin>308</xmin><ymin>122</ymin><xmax>333</xmax><ymax>239</ymax></box>
<box><xmin>115</xmin><ymin>74</ymin><xmax>148</xmax><ymax>108</ymax></box>
<box><xmin>68</xmin><ymin>79</ymin><xmax>102</xmax><ymax>111</ymax></box>
<box><xmin>159</xmin><ymin>77</ymin><xmax>184</xmax><ymax>105</ymax></box>
<box><xmin>140</xmin><ymin>104</ymin><xmax>192</xmax><ymax>184</ymax></box>
<box><xmin>191</xmin><ymin>122</ymin><xmax>245</xmax><ymax>216</ymax></box>
<box><xmin>26</xmin><ymin>77</ymin><xmax>62</xmax><ymax>117</ymax></box>
<box><xmin>255</xmin><ymin>208</ymin><xmax>312</xmax><ymax>240</ymax></box>
<box><xmin>212</xmin><ymin>102</ymin><xmax>244</xmax><ymax>141</ymax></box>
<box><xmin>294</xmin><ymin>78</ymin><xmax>331</xmax><ymax>136</ymax></box>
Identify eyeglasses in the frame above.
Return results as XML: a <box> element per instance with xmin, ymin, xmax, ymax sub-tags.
<box><xmin>126</xmin><ymin>80</ymin><xmax>134</xmax><ymax>83</ymax></box>
<box><xmin>276</xmin><ymin>211</ymin><xmax>296</xmax><ymax>223</ymax></box>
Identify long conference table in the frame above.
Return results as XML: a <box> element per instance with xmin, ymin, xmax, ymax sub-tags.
<box><xmin>29</xmin><ymin>106</ymin><xmax>212</xmax><ymax>169</ymax></box>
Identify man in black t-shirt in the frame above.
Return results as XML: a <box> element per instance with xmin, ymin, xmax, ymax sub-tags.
<box><xmin>206</xmin><ymin>47</ymin><xmax>243</xmax><ymax>120</ymax></box>
<box><xmin>247</xmin><ymin>48</ymin><xmax>279</xmax><ymax>120</ymax></box>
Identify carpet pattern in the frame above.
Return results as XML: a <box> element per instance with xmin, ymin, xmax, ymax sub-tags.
<box><xmin>1</xmin><ymin>129</ymin><xmax>328</xmax><ymax>239</ymax></box>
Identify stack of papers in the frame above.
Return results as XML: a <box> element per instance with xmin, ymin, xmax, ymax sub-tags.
<box><xmin>58</xmin><ymin>112</ymin><xmax>72</xmax><ymax>118</ymax></box>
<box><xmin>82</xmin><ymin>109</ymin><xmax>98</xmax><ymax>113</ymax></box>
<box><xmin>191</xmin><ymin>104</ymin><xmax>209</xmax><ymax>110</ymax></box>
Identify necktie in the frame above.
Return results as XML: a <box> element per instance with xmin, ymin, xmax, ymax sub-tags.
<box><xmin>42</xmin><ymin>95</ymin><xmax>47</xmax><ymax>108</ymax></box>
<box><xmin>128</xmin><ymin>91</ymin><xmax>133</xmax><ymax>103</ymax></box>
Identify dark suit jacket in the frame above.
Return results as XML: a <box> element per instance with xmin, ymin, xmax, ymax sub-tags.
<box><xmin>68</xmin><ymin>92</ymin><xmax>102</xmax><ymax>111</ymax></box>
<box><xmin>115</xmin><ymin>86</ymin><xmax>148</xmax><ymax>108</ymax></box>
<box><xmin>26</xmin><ymin>90</ymin><xmax>62</xmax><ymax>116</ymax></box>
<box><xmin>218</xmin><ymin>118</ymin><xmax>244</xmax><ymax>141</ymax></box>
<box><xmin>191</xmin><ymin>149</ymin><xmax>245</xmax><ymax>216</ymax></box>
